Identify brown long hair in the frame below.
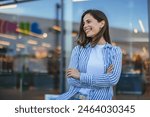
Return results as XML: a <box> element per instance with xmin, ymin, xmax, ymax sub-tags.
<box><xmin>77</xmin><ymin>9</ymin><xmax>111</xmax><ymax>47</ymax></box>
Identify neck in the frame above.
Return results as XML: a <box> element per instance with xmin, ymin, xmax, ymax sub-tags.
<box><xmin>97</xmin><ymin>37</ymin><xmax>106</xmax><ymax>45</ymax></box>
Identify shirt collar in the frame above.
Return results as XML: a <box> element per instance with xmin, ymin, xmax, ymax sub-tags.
<box><xmin>85</xmin><ymin>42</ymin><xmax>112</xmax><ymax>49</ymax></box>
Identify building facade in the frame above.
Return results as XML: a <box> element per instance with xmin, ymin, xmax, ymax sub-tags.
<box><xmin>0</xmin><ymin>0</ymin><xmax>149</xmax><ymax>99</ymax></box>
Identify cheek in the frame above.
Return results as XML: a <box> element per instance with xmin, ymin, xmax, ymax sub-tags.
<box><xmin>93</xmin><ymin>27</ymin><xmax>100</xmax><ymax>34</ymax></box>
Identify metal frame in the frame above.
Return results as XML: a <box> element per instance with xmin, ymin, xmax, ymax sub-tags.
<box><xmin>148</xmin><ymin>0</ymin><xmax>150</xmax><ymax>57</ymax></box>
<box><xmin>59</xmin><ymin>0</ymin><xmax>65</xmax><ymax>93</ymax></box>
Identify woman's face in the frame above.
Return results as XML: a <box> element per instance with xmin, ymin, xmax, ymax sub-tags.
<box><xmin>83</xmin><ymin>14</ymin><xmax>103</xmax><ymax>37</ymax></box>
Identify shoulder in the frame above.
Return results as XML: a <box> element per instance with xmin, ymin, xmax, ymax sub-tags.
<box><xmin>71</xmin><ymin>45</ymin><xmax>82</xmax><ymax>55</ymax></box>
<box><xmin>72</xmin><ymin>45</ymin><xmax>80</xmax><ymax>52</ymax></box>
<box><xmin>112</xmin><ymin>45</ymin><xmax>122</xmax><ymax>54</ymax></box>
<box><xmin>104</xmin><ymin>44</ymin><xmax>122</xmax><ymax>58</ymax></box>
<box><xmin>111</xmin><ymin>45</ymin><xmax>122</xmax><ymax>59</ymax></box>
<box><xmin>111</xmin><ymin>45</ymin><xmax>122</xmax><ymax>51</ymax></box>
<box><xmin>105</xmin><ymin>43</ymin><xmax>122</xmax><ymax>53</ymax></box>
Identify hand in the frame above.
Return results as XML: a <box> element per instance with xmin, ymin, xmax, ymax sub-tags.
<box><xmin>106</xmin><ymin>64</ymin><xmax>113</xmax><ymax>73</ymax></box>
<box><xmin>66</xmin><ymin>68</ymin><xmax>80</xmax><ymax>79</ymax></box>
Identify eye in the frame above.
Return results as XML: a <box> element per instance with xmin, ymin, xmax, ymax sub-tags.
<box><xmin>87</xmin><ymin>20</ymin><xmax>91</xmax><ymax>23</ymax></box>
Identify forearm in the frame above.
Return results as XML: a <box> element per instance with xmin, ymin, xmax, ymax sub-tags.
<box><xmin>80</xmin><ymin>71</ymin><xmax>121</xmax><ymax>87</ymax></box>
<box><xmin>67</xmin><ymin>77</ymin><xmax>84</xmax><ymax>88</ymax></box>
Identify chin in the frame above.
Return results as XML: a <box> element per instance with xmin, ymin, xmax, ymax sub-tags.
<box><xmin>87</xmin><ymin>35</ymin><xmax>94</xmax><ymax>38</ymax></box>
<box><xmin>86</xmin><ymin>34</ymin><xmax>93</xmax><ymax>37</ymax></box>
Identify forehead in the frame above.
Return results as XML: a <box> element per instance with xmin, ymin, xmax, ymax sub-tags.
<box><xmin>83</xmin><ymin>14</ymin><xmax>94</xmax><ymax>21</ymax></box>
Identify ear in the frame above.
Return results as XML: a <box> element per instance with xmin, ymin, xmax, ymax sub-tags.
<box><xmin>99</xmin><ymin>20</ymin><xmax>105</xmax><ymax>28</ymax></box>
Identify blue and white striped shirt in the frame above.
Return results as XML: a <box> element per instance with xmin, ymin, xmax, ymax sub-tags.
<box><xmin>56</xmin><ymin>43</ymin><xmax>122</xmax><ymax>100</ymax></box>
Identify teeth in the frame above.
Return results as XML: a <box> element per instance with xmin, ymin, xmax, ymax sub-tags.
<box><xmin>86</xmin><ymin>30</ymin><xmax>90</xmax><ymax>33</ymax></box>
<box><xmin>85</xmin><ymin>28</ymin><xmax>91</xmax><ymax>33</ymax></box>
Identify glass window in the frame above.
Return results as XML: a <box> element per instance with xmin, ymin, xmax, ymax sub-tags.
<box><xmin>0</xmin><ymin>0</ymin><xmax>63</xmax><ymax>99</ymax></box>
<box><xmin>0</xmin><ymin>0</ymin><xmax>149</xmax><ymax>99</ymax></box>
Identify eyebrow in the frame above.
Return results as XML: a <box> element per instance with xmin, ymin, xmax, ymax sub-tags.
<box><xmin>83</xmin><ymin>19</ymin><xmax>91</xmax><ymax>23</ymax></box>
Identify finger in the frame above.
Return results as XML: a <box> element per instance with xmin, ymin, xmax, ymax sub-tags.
<box><xmin>67</xmin><ymin>70</ymin><xmax>73</xmax><ymax>75</ymax></box>
<box><xmin>108</xmin><ymin>66</ymin><xmax>113</xmax><ymax>70</ymax></box>
<box><xmin>108</xmin><ymin>67</ymin><xmax>113</xmax><ymax>71</ymax></box>
<box><xmin>66</xmin><ymin>70</ymin><xmax>72</xmax><ymax>73</ymax></box>
<box><xmin>107</xmin><ymin>65</ymin><xmax>113</xmax><ymax>70</ymax></box>
<box><xmin>110</xmin><ymin>64</ymin><xmax>113</xmax><ymax>67</ymax></box>
<box><xmin>67</xmin><ymin>73</ymin><xmax>72</xmax><ymax>77</ymax></box>
<box><xmin>107</xmin><ymin>66</ymin><xmax>113</xmax><ymax>71</ymax></box>
<box><xmin>107</xmin><ymin>67</ymin><xmax>113</xmax><ymax>73</ymax></box>
<box><xmin>107</xmin><ymin>68</ymin><xmax>113</xmax><ymax>73</ymax></box>
<box><xmin>107</xmin><ymin>69</ymin><xmax>112</xmax><ymax>73</ymax></box>
<box><xmin>108</xmin><ymin>64</ymin><xmax>113</xmax><ymax>68</ymax></box>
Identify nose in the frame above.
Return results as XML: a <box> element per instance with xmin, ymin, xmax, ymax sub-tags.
<box><xmin>83</xmin><ymin>23</ymin><xmax>87</xmax><ymax>29</ymax></box>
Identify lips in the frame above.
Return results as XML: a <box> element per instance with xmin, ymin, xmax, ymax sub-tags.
<box><xmin>84</xmin><ymin>27</ymin><xmax>92</xmax><ymax>34</ymax></box>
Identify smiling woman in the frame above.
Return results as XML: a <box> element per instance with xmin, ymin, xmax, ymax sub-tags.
<box><xmin>77</xmin><ymin>10</ymin><xmax>111</xmax><ymax>47</ymax></box>
<box><xmin>0</xmin><ymin>0</ymin><xmax>148</xmax><ymax>100</ymax></box>
<box><xmin>56</xmin><ymin>9</ymin><xmax>122</xmax><ymax>100</ymax></box>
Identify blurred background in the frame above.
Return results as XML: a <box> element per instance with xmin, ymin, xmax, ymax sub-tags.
<box><xmin>0</xmin><ymin>0</ymin><xmax>150</xmax><ymax>100</ymax></box>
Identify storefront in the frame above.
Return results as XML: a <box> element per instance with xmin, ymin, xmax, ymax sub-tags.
<box><xmin>0</xmin><ymin>0</ymin><xmax>150</xmax><ymax>99</ymax></box>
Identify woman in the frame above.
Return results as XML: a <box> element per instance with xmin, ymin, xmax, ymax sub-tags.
<box><xmin>57</xmin><ymin>9</ymin><xmax>122</xmax><ymax>100</ymax></box>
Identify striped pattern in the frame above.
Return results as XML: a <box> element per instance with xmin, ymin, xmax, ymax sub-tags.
<box><xmin>56</xmin><ymin>43</ymin><xmax>122</xmax><ymax>100</ymax></box>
